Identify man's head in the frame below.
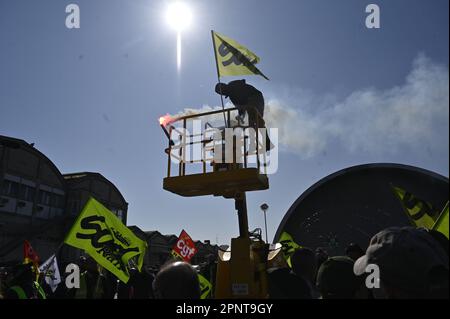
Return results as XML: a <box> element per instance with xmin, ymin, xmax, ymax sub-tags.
<box><xmin>317</xmin><ymin>256</ymin><xmax>363</xmax><ymax>299</ymax></box>
<box><xmin>290</xmin><ymin>247</ymin><xmax>317</xmax><ymax>283</ymax></box>
<box><xmin>215</xmin><ymin>83</ymin><xmax>229</xmax><ymax>96</ymax></box>
<box><xmin>153</xmin><ymin>261</ymin><xmax>200</xmax><ymax>299</ymax></box>
<box><xmin>345</xmin><ymin>243</ymin><xmax>365</xmax><ymax>261</ymax></box>
<box><xmin>215</xmin><ymin>80</ymin><xmax>247</xmax><ymax>97</ymax></box>
<box><xmin>354</xmin><ymin>227</ymin><xmax>449</xmax><ymax>299</ymax></box>
<box><xmin>267</xmin><ymin>267</ymin><xmax>312</xmax><ymax>299</ymax></box>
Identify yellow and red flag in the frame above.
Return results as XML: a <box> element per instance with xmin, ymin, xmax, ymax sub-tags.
<box><xmin>23</xmin><ymin>240</ymin><xmax>40</xmax><ymax>276</ymax></box>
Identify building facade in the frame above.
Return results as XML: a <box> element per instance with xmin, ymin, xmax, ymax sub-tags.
<box><xmin>0</xmin><ymin>135</ymin><xmax>128</xmax><ymax>265</ymax></box>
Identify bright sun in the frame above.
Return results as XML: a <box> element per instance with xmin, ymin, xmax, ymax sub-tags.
<box><xmin>166</xmin><ymin>2</ymin><xmax>192</xmax><ymax>32</ymax></box>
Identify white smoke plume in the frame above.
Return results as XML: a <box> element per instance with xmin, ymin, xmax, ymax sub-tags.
<box><xmin>171</xmin><ymin>55</ymin><xmax>449</xmax><ymax>159</ymax></box>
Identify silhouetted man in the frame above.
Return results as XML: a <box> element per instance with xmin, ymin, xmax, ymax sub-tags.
<box><xmin>215</xmin><ymin>79</ymin><xmax>265</xmax><ymax>127</ymax></box>
<box><xmin>291</xmin><ymin>247</ymin><xmax>320</xmax><ymax>298</ymax></box>
<box><xmin>152</xmin><ymin>261</ymin><xmax>200</xmax><ymax>299</ymax></box>
<box><xmin>354</xmin><ymin>227</ymin><xmax>449</xmax><ymax>299</ymax></box>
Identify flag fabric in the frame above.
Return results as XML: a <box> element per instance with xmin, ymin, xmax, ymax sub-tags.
<box><xmin>23</xmin><ymin>240</ymin><xmax>40</xmax><ymax>272</ymax></box>
<box><xmin>212</xmin><ymin>31</ymin><xmax>269</xmax><ymax>80</ymax></box>
<box><xmin>39</xmin><ymin>255</ymin><xmax>61</xmax><ymax>292</ymax></box>
<box><xmin>278</xmin><ymin>232</ymin><xmax>301</xmax><ymax>267</ymax></box>
<box><xmin>391</xmin><ymin>185</ymin><xmax>441</xmax><ymax>229</ymax></box>
<box><xmin>64</xmin><ymin>197</ymin><xmax>147</xmax><ymax>283</ymax></box>
<box><xmin>172</xmin><ymin>230</ymin><xmax>198</xmax><ymax>263</ymax></box>
<box><xmin>198</xmin><ymin>273</ymin><xmax>212</xmax><ymax>299</ymax></box>
<box><xmin>433</xmin><ymin>201</ymin><xmax>449</xmax><ymax>239</ymax></box>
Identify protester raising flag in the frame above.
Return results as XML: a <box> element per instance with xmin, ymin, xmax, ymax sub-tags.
<box><xmin>64</xmin><ymin>197</ymin><xmax>147</xmax><ymax>283</ymax></box>
<box><xmin>171</xmin><ymin>230</ymin><xmax>198</xmax><ymax>263</ymax></box>
<box><xmin>433</xmin><ymin>201</ymin><xmax>449</xmax><ymax>239</ymax></box>
<box><xmin>212</xmin><ymin>31</ymin><xmax>269</xmax><ymax>80</ymax></box>
<box><xmin>39</xmin><ymin>255</ymin><xmax>61</xmax><ymax>293</ymax></box>
<box><xmin>391</xmin><ymin>185</ymin><xmax>441</xmax><ymax>229</ymax></box>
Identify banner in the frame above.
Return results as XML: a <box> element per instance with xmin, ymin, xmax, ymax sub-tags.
<box><xmin>392</xmin><ymin>185</ymin><xmax>440</xmax><ymax>229</ymax></box>
<box><xmin>212</xmin><ymin>31</ymin><xmax>269</xmax><ymax>80</ymax></box>
<box><xmin>433</xmin><ymin>201</ymin><xmax>449</xmax><ymax>239</ymax></box>
<box><xmin>278</xmin><ymin>232</ymin><xmax>301</xmax><ymax>267</ymax></box>
<box><xmin>198</xmin><ymin>273</ymin><xmax>212</xmax><ymax>299</ymax></box>
<box><xmin>172</xmin><ymin>230</ymin><xmax>198</xmax><ymax>262</ymax></box>
<box><xmin>64</xmin><ymin>197</ymin><xmax>147</xmax><ymax>283</ymax></box>
<box><xmin>39</xmin><ymin>255</ymin><xmax>61</xmax><ymax>292</ymax></box>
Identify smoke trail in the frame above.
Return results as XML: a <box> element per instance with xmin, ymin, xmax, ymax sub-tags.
<box><xmin>170</xmin><ymin>55</ymin><xmax>449</xmax><ymax>160</ymax></box>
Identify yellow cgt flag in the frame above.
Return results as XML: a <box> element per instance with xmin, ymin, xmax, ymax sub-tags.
<box><xmin>212</xmin><ymin>31</ymin><xmax>269</xmax><ymax>80</ymax></box>
<box><xmin>64</xmin><ymin>197</ymin><xmax>147</xmax><ymax>283</ymax></box>
<box><xmin>198</xmin><ymin>273</ymin><xmax>212</xmax><ymax>299</ymax></box>
<box><xmin>278</xmin><ymin>231</ymin><xmax>301</xmax><ymax>268</ymax></box>
<box><xmin>391</xmin><ymin>185</ymin><xmax>441</xmax><ymax>229</ymax></box>
<box><xmin>433</xmin><ymin>201</ymin><xmax>449</xmax><ymax>239</ymax></box>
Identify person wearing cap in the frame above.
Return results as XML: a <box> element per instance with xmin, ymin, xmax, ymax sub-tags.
<box><xmin>316</xmin><ymin>256</ymin><xmax>365</xmax><ymax>299</ymax></box>
<box><xmin>215</xmin><ymin>79</ymin><xmax>274</xmax><ymax>154</ymax></box>
<box><xmin>353</xmin><ymin>226</ymin><xmax>449</xmax><ymax>299</ymax></box>
<box><xmin>215</xmin><ymin>79</ymin><xmax>265</xmax><ymax>128</ymax></box>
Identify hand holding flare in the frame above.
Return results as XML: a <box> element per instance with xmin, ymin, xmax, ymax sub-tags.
<box><xmin>159</xmin><ymin>115</ymin><xmax>175</xmax><ymax>146</ymax></box>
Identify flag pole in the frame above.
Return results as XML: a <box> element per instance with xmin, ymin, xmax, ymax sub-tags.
<box><xmin>211</xmin><ymin>30</ymin><xmax>228</xmax><ymax>127</ymax></box>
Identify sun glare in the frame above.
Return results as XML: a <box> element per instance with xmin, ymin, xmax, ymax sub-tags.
<box><xmin>165</xmin><ymin>2</ymin><xmax>192</xmax><ymax>71</ymax></box>
<box><xmin>166</xmin><ymin>2</ymin><xmax>192</xmax><ymax>32</ymax></box>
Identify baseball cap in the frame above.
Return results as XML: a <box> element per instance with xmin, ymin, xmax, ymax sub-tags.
<box><xmin>354</xmin><ymin>227</ymin><xmax>449</xmax><ymax>295</ymax></box>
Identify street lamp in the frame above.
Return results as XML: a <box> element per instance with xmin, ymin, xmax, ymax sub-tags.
<box><xmin>260</xmin><ymin>203</ymin><xmax>269</xmax><ymax>243</ymax></box>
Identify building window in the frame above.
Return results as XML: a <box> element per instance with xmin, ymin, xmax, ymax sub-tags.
<box><xmin>53</xmin><ymin>194</ymin><xmax>65</xmax><ymax>209</ymax></box>
<box><xmin>2</xmin><ymin>180</ymin><xmax>19</xmax><ymax>197</ymax></box>
<box><xmin>117</xmin><ymin>209</ymin><xmax>123</xmax><ymax>221</ymax></box>
<box><xmin>70</xmin><ymin>200</ymin><xmax>80</xmax><ymax>215</ymax></box>
<box><xmin>26</xmin><ymin>186</ymin><xmax>36</xmax><ymax>202</ymax></box>
<box><xmin>109</xmin><ymin>208</ymin><xmax>124</xmax><ymax>221</ymax></box>
<box><xmin>36</xmin><ymin>205</ymin><xmax>49</xmax><ymax>219</ymax></box>
<box><xmin>18</xmin><ymin>184</ymin><xmax>27</xmax><ymax>199</ymax></box>
<box><xmin>18</xmin><ymin>184</ymin><xmax>36</xmax><ymax>202</ymax></box>
<box><xmin>38</xmin><ymin>190</ymin><xmax>52</xmax><ymax>206</ymax></box>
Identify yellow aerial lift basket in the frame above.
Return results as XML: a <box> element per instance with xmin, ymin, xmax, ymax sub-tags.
<box><xmin>161</xmin><ymin>107</ymin><xmax>269</xmax><ymax>199</ymax></box>
<box><xmin>160</xmin><ymin>107</ymin><xmax>274</xmax><ymax>298</ymax></box>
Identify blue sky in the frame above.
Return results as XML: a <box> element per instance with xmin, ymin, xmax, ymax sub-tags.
<box><xmin>1</xmin><ymin>0</ymin><xmax>448</xmax><ymax>244</ymax></box>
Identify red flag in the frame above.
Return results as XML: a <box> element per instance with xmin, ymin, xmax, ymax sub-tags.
<box><xmin>23</xmin><ymin>240</ymin><xmax>39</xmax><ymax>267</ymax></box>
<box><xmin>172</xmin><ymin>230</ymin><xmax>198</xmax><ymax>262</ymax></box>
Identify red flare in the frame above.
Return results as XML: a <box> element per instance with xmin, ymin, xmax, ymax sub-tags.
<box><xmin>159</xmin><ymin>114</ymin><xmax>172</xmax><ymax>126</ymax></box>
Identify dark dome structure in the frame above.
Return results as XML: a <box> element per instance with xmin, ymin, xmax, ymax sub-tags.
<box><xmin>274</xmin><ymin>163</ymin><xmax>449</xmax><ymax>255</ymax></box>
